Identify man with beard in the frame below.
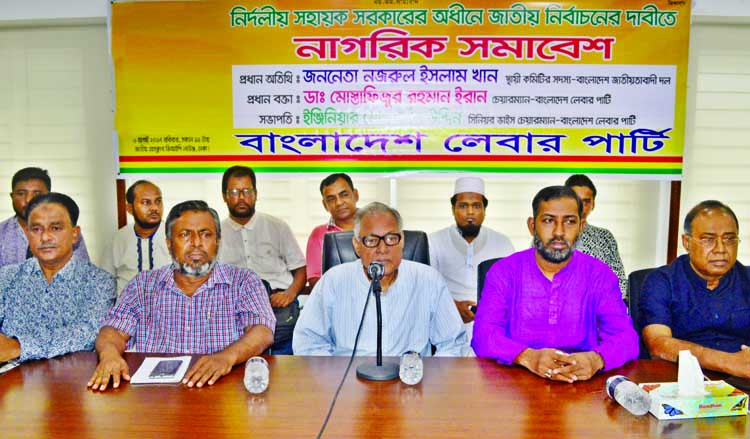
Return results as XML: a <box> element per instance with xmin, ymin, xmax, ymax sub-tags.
<box><xmin>101</xmin><ymin>180</ymin><xmax>171</xmax><ymax>295</ymax></box>
<box><xmin>88</xmin><ymin>200</ymin><xmax>275</xmax><ymax>391</ymax></box>
<box><xmin>472</xmin><ymin>186</ymin><xmax>637</xmax><ymax>382</ymax></box>
<box><xmin>428</xmin><ymin>176</ymin><xmax>514</xmax><ymax>348</ymax></box>
<box><xmin>0</xmin><ymin>167</ymin><xmax>89</xmax><ymax>267</ymax></box>
<box><xmin>217</xmin><ymin>166</ymin><xmax>306</xmax><ymax>355</ymax></box>
<box><xmin>305</xmin><ymin>173</ymin><xmax>359</xmax><ymax>289</ymax></box>
<box><xmin>0</xmin><ymin>193</ymin><xmax>114</xmax><ymax>364</ymax></box>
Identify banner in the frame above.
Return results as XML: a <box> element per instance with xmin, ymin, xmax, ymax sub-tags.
<box><xmin>111</xmin><ymin>0</ymin><xmax>691</xmax><ymax>178</ymax></box>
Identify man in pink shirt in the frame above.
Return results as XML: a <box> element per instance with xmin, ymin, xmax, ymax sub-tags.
<box><xmin>472</xmin><ymin>185</ymin><xmax>638</xmax><ymax>382</ymax></box>
<box><xmin>305</xmin><ymin>173</ymin><xmax>359</xmax><ymax>289</ymax></box>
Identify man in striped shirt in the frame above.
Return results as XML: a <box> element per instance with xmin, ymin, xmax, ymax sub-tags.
<box><xmin>293</xmin><ymin>202</ymin><xmax>466</xmax><ymax>357</ymax></box>
<box><xmin>88</xmin><ymin>200</ymin><xmax>276</xmax><ymax>391</ymax></box>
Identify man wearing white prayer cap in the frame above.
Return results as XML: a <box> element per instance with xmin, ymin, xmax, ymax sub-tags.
<box><xmin>428</xmin><ymin>176</ymin><xmax>514</xmax><ymax>354</ymax></box>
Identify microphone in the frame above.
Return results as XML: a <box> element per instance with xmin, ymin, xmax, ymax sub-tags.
<box><xmin>368</xmin><ymin>261</ymin><xmax>385</xmax><ymax>280</ymax></box>
<box><xmin>356</xmin><ymin>260</ymin><xmax>399</xmax><ymax>381</ymax></box>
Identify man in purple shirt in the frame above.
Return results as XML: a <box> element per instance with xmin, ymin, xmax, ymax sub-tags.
<box><xmin>0</xmin><ymin>167</ymin><xmax>89</xmax><ymax>267</ymax></box>
<box><xmin>87</xmin><ymin>200</ymin><xmax>275</xmax><ymax>391</ymax></box>
<box><xmin>472</xmin><ymin>186</ymin><xmax>638</xmax><ymax>382</ymax></box>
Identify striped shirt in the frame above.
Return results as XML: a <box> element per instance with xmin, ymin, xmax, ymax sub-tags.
<box><xmin>101</xmin><ymin>262</ymin><xmax>276</xmax><ymax>354</ymax></box>
<box><xmin>293</xmin><ymin>260</ymin><xmax>467</xmax><ymax>357</ymax></box>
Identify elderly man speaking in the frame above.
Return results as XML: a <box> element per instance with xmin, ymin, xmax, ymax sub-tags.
<box><xmin>293</xmin><ymin>202</ymin><xmax>466</xmax><ymax>357</ymax></box>
<box><xmin>88</xmin><ymin>200</ymin><xmax>276</xmax><ymax>391</ymax></box>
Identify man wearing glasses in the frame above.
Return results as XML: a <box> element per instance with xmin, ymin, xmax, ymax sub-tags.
<box><xmin>0</xmin><ymin>167</ymin><xmax>89</xmax><ymax>267</ymax></box>
<box><xmin>640</xmin><ymin>200</ymin><xmax>750</xmax><ymax>377</ymax></box>
<box><xmin>218</xmin><ymin>166</ymin><xmax>306</xmax><ymax>355</ymax></box>
<box><xmin>293</xmin><ymin>202</ymin><xmax>466</xmax><ymax>356</ymax></box>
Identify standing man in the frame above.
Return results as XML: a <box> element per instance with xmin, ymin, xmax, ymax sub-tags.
<box><xmin>100</xmin><ymin>180</ymin><xmax>171</xmax><ymax>295</ymax></box>
<box><xmin>306</xmin><ymin>173</ymin><xmax>359</xmax><ymax>289</ymax></box>
<box><xmin>640</xmin><ymin>201</ymin><xmax>750</xmax><ymax>377</ymax></box>
<box><xmin>0</xmin><ymin>167</ymin><xmax>89</xmax><ymax>267</ymax></box>
<box><xmin>472</xmin><ymin>186</ymin><xmax>638</xmax><ymax>382</ymax></box>
<box><xmin>0</xmin><ymin>193</ymin><xmax>115</xmax><ymax>363</ymax></box>
<box><xmin>564</xmin><ymin>174</ymin><xmax>627</xmax><ymax>299</ymax></box>
<box><xmin>218</xmin><ymin>166</ymin><xmax>306</xmax><ymax>355</ymax></box>
<box><xmin>294</xmin><ymin>202</ymin><xmax>466</xmax><ymax>356</ymax></box>
<box><xmin>88</xmin><ymin>200</ymin><xmax>275</xmax><ymax>391</ymax></box>
<box><xmin>429</xmin><ymin>176</ymin><xmax>514</xmax><ymax>346</ymax></box>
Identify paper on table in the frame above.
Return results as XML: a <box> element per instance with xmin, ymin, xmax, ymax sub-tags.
<box><xmin>0</xmin><ymin>360</ymin><xmax>19</xmax><ymax>375</ymax></box>
<box><xmin>130</xmin><ymin>356</ymin><xmax>192</xmax><ymax>385</ymax></box>
<box><xmin>677</xmin><ymin>350</ymin><xmax>708</xmax><ymax>396</ymax></box>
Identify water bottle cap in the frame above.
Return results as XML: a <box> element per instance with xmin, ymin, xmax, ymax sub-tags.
<box><xmin>605</xmin><ymin>375</ymin><xmax>629</xmax><ymax>399</ymax></box>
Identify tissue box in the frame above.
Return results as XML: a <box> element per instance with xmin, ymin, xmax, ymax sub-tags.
<box><xmin>640</xmin><ymin>381</ymin><xmax>748</xmax><ymax>420</ymax></box>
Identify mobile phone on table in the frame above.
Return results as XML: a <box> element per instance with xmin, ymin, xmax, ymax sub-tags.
<box><xmin>149</xmin><ymin>360</ymin><xmax>183</xmax><ymax>378</ymax></box>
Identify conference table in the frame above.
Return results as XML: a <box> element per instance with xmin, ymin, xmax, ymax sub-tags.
<box><xmin>0</xmin><ymin>353</ymin><xmax>746</xmax><ymax>438</ymax></box>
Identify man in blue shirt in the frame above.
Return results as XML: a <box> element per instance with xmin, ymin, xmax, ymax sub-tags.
<box><xmin>0</xmin><ymin>192</ymin><xmax>115</xmax><ymax>363</ymax></box>
<box><xmin>640</xmin><ymin>200</ymin><xmax>750</xmax><ymax>377</ymax></box>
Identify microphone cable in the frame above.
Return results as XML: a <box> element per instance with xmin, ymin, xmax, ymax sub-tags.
<box><xmin>316</xmin><ymin>282</ymin><xmax>373</xmax><ymax>439</ymax></box>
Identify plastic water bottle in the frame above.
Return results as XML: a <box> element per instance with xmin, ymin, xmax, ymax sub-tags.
<box><xmin>605</xmin><ymin>375</ymin><xmax>651</xmax><ymax>416</ymax></box>
<box><xmin>244</xmin><ymin>356</ymin><xmax>269</xmax><ymax>394</ymax></box>
<box><xmin>399</xmin><ymin>351</ymin><xmax>423</xmax><ymax>385</ymax></box>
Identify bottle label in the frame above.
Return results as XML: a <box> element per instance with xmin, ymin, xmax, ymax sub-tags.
<box><xmin>606</xmin><ymin>375</ymin><xmax>629</xmax><ymax>399</ymax></box>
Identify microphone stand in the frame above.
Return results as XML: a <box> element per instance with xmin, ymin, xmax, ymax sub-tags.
<box><xmin>356</xmin><ymin>274</ymin><xmax>399</xmax><ymax>381</ymax></box>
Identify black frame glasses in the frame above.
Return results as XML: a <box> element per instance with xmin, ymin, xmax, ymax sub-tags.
<box><xmin>360</xmin><ymin>233</ymin><xmax>402</xmax><ymax>248</ymax></box>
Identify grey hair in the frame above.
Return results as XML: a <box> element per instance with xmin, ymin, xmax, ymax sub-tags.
<box><xmin>353</xmin><ymin>201</ymin><xmax>403</xmax><ymax>236</ymax></box>
<box><xmin>165</xmin><ymin>200</ymin><xmax>222</xmax><ymax>240</ymax></box>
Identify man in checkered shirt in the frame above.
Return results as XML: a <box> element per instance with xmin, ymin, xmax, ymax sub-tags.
<box><xmin>88</xmin><ymin>200</ymin><xmax>276</xmax><ymax>391</ymax></box>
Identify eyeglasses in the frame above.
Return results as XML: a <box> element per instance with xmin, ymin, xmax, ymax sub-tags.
<box><xmin>226</xmin><ymin>188</ymin><xmax>254</xmax><ymax>198</ymax></box>
<box><xmin>360</xmin><ymin>233</ymin><xmax>402</xmax><ymax>248</ymax></box>
<box><xmin>687</xmin><ymin>235</ymin><xmax>741</xmax><ymax>249</ymax></box>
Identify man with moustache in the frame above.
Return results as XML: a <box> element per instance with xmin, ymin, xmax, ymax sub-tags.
<box><xmin>218</xmin><ymin>166</ymin><xmax>306</xmax><ymax>355</ymax></box>
<box><xmin>293</xmin><ymin>202</ymin><xmax>466</xmax><ymax>357</ymax></box>
<box><xmin>306</xmin><ymin>173</ymin><xmax>359</xmax><ymax>289</ymax></box>
<box><xmin>0</xmin><ymin>167</ymin><xmax>89</xmax><ymax>267</ymax></box>
<box><xmin>88</xmin><ymin>200</ymin><xmax>275</xmax><ymax>391</ymax></box>
<box><xmin>640</xmin><ymin>201</ymin><xmax>750</xmax><ymax>377</ymax></box>
<box><xmin>101</xmin><ymin>180</ymin><xmax>171</xmax><ymax>295</ymax></box>
<box><xmin>0</xmin><ymin>193</ymin><xmax>114</xmax><ymax>364</ymax></box>
<box><xmin>429</xmin><ymin>176</ymin><xmax>514</xmax><ymax>346</ymax></box>
<box><xmin>472</xmin><ymin>186</ymin><xmax>638</xmax><ymax>382</ymax></box>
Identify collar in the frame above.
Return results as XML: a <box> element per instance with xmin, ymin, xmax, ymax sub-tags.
<box><xmin>226</xmin><ymin>214</ymin><xmax>257</xmax><ymax>231</ymax></box>
<box><xmin>158</xmin><ymin>261</ymin><xmax>231</xmax><ymax>295</ymax></box>
<box><xmin>681</xmin><ymin>254</ymin><xmax>735</xmax><ymax>292</ymax></box>
<box><xmin>24</xmin><ymin>254</ymin><xmax>80</xmax><ymax>281</ymax></box>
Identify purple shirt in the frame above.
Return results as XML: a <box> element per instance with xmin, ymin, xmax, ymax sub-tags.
<box><xmin>0</xmin><ymin>215</ymin><xmax>90</xmax><ymax>267</ymax></box>
<box><xmin>101</xmin><ymin>262</ymin><xmax>276</xmax><ymax>354</ymax></box>
<box><xmin>472</xmin><ymin>248</ymin><xmax>638</xmax><ymax>371</ymax></box>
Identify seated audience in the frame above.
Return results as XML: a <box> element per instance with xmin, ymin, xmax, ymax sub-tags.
<box><xmin>472</xmin><ymin>186</ymin><xmax>638</xmax><ymax>382</ymax></box>
<box><xmin>0</xmin><ymin>167</ymin><xmax>89</xmax><ymax>267</ymax></box>
<box><xmin>293</xmin><ymin>202</ymin><xmax>466</xmax><ymax>356</ymax></box>
<box><xmin>88</xmin><ymin>200</ymin><xmax>275</xmax><ymax>391</ymax></box>
<box><xmin>429</xmin><ymin>176</ymin><xmax>514</xmax><ymax>346</ymax></box>
<box><xmin>0</xmin><ymin>193</ymin><xmax>114</xmax><ymax>363</ymax></box>
<box><xmin>564</xmin><ymin>174</ymin><xmax>627</xmax><ymax>299</ymax></box>
<box><xmin>101</xmin><ymin>180</ymin><xmax>171</xmax><ymax>295</ymax></box>
<box><xmin>306</xmin><ymin>173</ymin><xmax>359</xmax><ymax>289</ymax></box>
<box><xmin>640</xmin><ymin>200</ymin><xmax>750</xmax><ymax>377</ymax></box>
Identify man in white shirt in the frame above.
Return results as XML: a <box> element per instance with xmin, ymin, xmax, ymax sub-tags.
<box><xmin>293</xmin><ymin>202</ymin><xmax>466</xmax><ymax>357</ymax></box>
<box><xmin>217</xmin><ymin>166</ymin><xmax>306</xmax><ymax>355</ymax></box>
<box><xmin>101</xmin><ymin>180</ymin><xmax>171</xmax><ymax>295</ymax></box>
<box><xmin>429</xmin><ymin>176</ymin><xmax>515</xmax><ymax>346</ymax></box>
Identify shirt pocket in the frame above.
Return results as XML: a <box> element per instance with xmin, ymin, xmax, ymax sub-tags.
<box><xmin>730</xmin><ymin>308</ymin><xmax>750</xmax><ymax>333</ymax></box>
<box><xmin>252</xmin><ymin>241</ymin><xmax>282</xmax><ymax>272</ymax></box>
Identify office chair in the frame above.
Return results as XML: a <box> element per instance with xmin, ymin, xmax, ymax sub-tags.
<box><xmin>628</xmin><ymin>268</ymin><xmax>657</xmax><ymax>360</ymax></box>
<box><xmin>321</xmin><ymin>230</ymin><xmax>430</xmax><ymax>274</ymax></box>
